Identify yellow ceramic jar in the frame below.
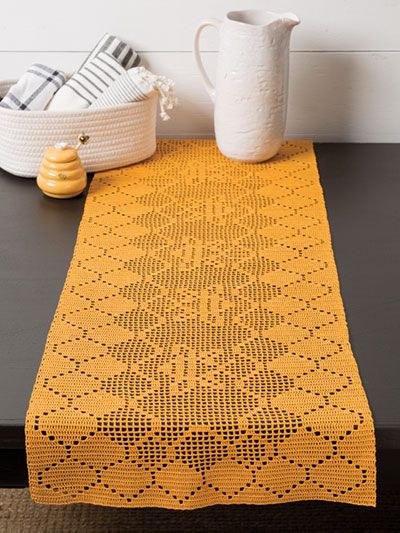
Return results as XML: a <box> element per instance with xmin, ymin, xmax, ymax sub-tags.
<box><xmin>37</xmin><ymin>139</ymin><xmax>88</xmax><ymax>199</ymax></box>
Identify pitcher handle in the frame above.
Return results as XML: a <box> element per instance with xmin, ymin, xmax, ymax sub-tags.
<box><xmin>193</xmin><ymin>18</ymin><xmax>221</xmax><ymax>103</ymax></box>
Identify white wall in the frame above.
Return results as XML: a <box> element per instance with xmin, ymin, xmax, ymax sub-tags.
<box><xmin>1</xmin><ymin>1</ymin><xmax>399</xmax><ymax>141</ymax></box>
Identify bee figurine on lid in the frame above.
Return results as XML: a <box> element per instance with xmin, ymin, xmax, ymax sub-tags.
<box><xmin>36</xmin><ymin>134</ymin><xmax>90</xmax><ymax>199</ymax></box>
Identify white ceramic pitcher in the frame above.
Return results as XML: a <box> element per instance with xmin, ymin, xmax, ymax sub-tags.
<box><xmin>194</xmin><ymin>10</ymin><xmax>300</xmax><ymax>162</ymax></box>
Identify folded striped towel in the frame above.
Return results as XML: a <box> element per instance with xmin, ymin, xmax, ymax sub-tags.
<box><xmin>47</xmin><ymin>33</ymin><xmax>140</xmax><ymax>111</ymax></box>
<box><xmin>91</xmin><ymin>67</ymin><xmax>177</xmax><ymax>121</ymax></box>
<box><xmin>0</xmin><ymin>64</ymin><xmax>66</xmax><ymax>111</ymax></box>
<box><xmin>79</xmin><ymin>33</ymin><xmax>140</xmax><ymax>71</ymax></box>
<box><xmin>47</xmin><ymin>52</ymin><xmax>126</xmax><ymax>111</ymax></box>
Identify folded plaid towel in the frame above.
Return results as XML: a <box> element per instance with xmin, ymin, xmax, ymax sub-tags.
<box><xmin>80</xmin><ymin>33</ymin><xmax>140</xmax><ymax>71</ymax></box>
<box><xmin>91</xmin><ymin>67</ymin><xmax>177</xmax><ymax>120</ymax></box>
<box><xmin>47</xmin><ymin>52</ymin><xmax>126</xmax><ymax>111</ymax></box>
<box><xmin>0</xmin><ymin>64</ymin><xmax>66</xmax><ymax>111</ymax></box>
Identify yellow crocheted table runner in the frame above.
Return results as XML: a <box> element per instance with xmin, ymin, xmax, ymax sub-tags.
<box><xmin>26</xmin><ymin>140</ymin><xmax>375</xmax><ymax>508</ymax></box>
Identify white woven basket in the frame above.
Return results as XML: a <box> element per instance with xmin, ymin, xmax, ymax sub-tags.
<box><xmin>0</xmin><ymin>79</ymin><xmax>158</xmax><ymax>177</ymax></box>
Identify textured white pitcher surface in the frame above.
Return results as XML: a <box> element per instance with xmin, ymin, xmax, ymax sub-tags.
<box><xmin>194</xmin><ymin>10</ymin><xmax>300</xmax><ymax>162</ymax></box>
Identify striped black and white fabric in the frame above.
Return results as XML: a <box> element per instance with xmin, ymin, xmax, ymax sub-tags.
<box><xmin>47</xmin><ymin>52</ymin><xmax>126</xmax><ymax>111</ymax></box>
<box><xmin>91</xmin><ymin>67</ymin><xmax>178</xmax><ymax>121</ymax></box>
<box><xmin>0</xmin><ymin>64</ymin><xmax>66</xmax><ymax>111</ymax></box>
<box><xmin>80</xmin><ymin>33</ymin><xmax>141</xmax><ymax>71</ymax></box>
<box><xmin>90</xmin><ymin>68</ymin><xmax>150</xmax><ymax>109</ymax></box>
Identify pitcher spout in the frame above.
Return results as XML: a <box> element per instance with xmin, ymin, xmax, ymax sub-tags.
<box><xmin>281</xmin><ymin>12</ymin><xmax>300</xmax><ymax>29</ymax></box>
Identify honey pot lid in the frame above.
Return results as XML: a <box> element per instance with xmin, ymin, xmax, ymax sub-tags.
<box><xmin>45</xmin><ymin>143</ymin><xmax>78</xmax><ymax>164</ymax></box>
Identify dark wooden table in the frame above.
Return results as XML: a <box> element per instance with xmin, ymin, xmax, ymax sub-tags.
<box><xmin>0</xmin><ymin>144</ymin><xmax>399</xmax><ymax>489</ymax></box>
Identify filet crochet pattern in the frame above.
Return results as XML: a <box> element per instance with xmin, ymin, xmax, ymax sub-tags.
<box><xmin>26</xmin><ymin>140</ymin><xmax>376</xmax><ymax>508</ymax></box>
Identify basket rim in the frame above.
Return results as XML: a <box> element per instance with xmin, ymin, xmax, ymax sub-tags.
<box><xmin>0</xmin><ymin>79</ymin><xmax>157</xmax><ymax>116</ymax></box>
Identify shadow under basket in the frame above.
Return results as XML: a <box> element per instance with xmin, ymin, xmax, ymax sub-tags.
<box><xmin>0</xmin><ymin>80</ymin><xmax>158</xmax><ymax>177</ymax></box>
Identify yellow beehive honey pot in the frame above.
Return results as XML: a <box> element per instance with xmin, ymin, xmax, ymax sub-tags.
<box><xmin>36</xmin><ymin>134</ymin><xmax>90</xmax><ymax>199</ymax></box>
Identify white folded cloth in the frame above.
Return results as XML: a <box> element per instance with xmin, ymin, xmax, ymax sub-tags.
<box><xmin>79</xmin><ymin>33</ymin><xmax>140</xmax><ymax>71</ymax></box>
<box><xmin>47</xmin><ymin>52</ymin><xmax>126</xmax><ymax>111</ymax></box>
<box><xmin>0</xmin><ymin>64</ymin><xmax>66</xmax><ymax>111</ymax></box>
<box><xmin>91</xmin><ymin>67</ymin><xmax>177</xmax><ymax>120</ymax></box>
